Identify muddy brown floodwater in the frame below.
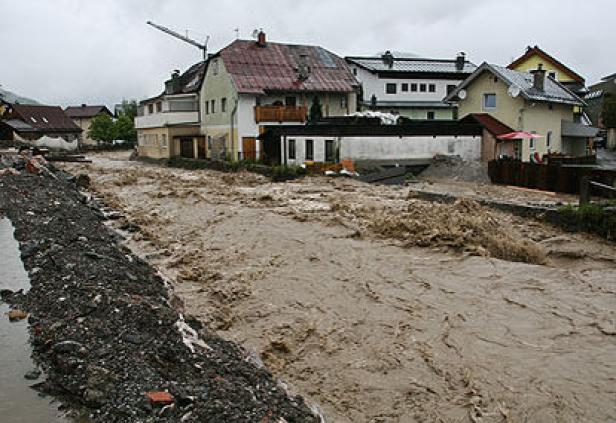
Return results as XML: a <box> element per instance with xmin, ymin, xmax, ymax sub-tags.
<box><xmin>61</xmin><ymin>151</ymin><xmax>616</xmax><ymax>423</ymax></box>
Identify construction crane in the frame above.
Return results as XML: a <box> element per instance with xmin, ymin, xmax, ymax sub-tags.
<box><xmin>146</xmin><ymin>20</ymin><xmax>209</xmax><ymax>60</ymax></box>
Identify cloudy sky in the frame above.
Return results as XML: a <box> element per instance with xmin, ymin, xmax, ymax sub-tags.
<box><xmin>0</xmin><ymin>0</ymin><xmax>613</xmax><ymax>108</ymax></box>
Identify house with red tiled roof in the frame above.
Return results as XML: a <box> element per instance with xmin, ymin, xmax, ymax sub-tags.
<box><xmin>65</xmin><ymin>104</ymin><xmax>113</xmax><ymax>146</ymax></box>
<box><xmin>0</xmin><ymin>104</ymin><xmax>82</xmax><ymax>142</ymax></box>
<box><xmin>200</xmin><ymin>32</ymin><xmax>359</xmax><ymax>160</ymax></box>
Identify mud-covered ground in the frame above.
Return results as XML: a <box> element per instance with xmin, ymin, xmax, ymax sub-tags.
<box><xmin>62</xmin><ymin>151</ymin><xmax>616</xmax><ymax>423</ymax></box>
<box><xmin>0</xmin><ymin>154</ymin><xmax>320</xmax><ymax>423</ymax></box>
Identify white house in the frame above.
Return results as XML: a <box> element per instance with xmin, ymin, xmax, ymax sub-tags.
<box><xmin>346</xmin><ymin>52</ymin><xmax>477</xmax><ymax>120</ymax></box>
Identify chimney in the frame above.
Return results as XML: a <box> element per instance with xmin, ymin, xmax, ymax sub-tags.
<box><xmin>257</xmin><ymin>31</ymin><xmax>267</xmax><ymax>47</ymax></box>
<box><xmin>382</xmin><ymin>51</ymin><xmax>394</xmax><ymax>69</ymax></box>
<box><xmin>297</xmin><ymin>54</ymin><xmax>311</xmax><ymax>81</ymax></box>
<box><xmin>455</xmin><ymin>52</ymin><xmax>466</xmax><ymax>71</ymax></box>
<box><xmin>81</xmin><ymin>103</ymin><xmax>87</xmax><ymax>107</ymax></box>
<box><xmin>165</xmin><ymin>70</ymin><xmax>182</xmax><ymax>95</ymax></box>
<box><xmin>531</xmin><ymin>63</ymin><xmax>546</xmax><ymax>91</ymax></box>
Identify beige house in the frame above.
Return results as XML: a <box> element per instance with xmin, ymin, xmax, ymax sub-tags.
<box><xmin>200</xmin><ymin>32</ymin><xmax>358</xmax><ymax>161</ymax></box>
<box><xmin>135</xmin><ymin>62</ymin><xmax>206</xmax><ymax>159</ymax></box>
<box><xmin>445</xmin><ymin>63</ymin><xmax>597</xmax><ymax>161</ymax></box>
<box><xmin>64</xmin><ymin>105</ymin><xmax>113</xmax><ymax>146</ymax></box>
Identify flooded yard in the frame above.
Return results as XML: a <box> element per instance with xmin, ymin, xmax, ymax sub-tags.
<box><xmin>61</xmin><ymin>151</ymin><xmax>616</xmax><ymax>422</ymax></box>
<box><xmin>0</xmin><ymin>218</ymin><xmax>71</xmax><ymax>423</ymax></box>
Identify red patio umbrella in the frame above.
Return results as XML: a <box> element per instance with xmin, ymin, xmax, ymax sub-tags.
<box><xmin>497</xmin><ymin>131</ymin><xmax>543</xmax><ymax>140</ymax></box>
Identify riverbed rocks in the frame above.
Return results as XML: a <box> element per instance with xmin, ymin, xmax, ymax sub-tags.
<box><xmin>0</xmin><ymin>164</ymin><xmax>319</xmax><ymax>422</ymax></box>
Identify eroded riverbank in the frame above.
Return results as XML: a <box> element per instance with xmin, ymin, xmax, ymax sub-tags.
<box><xmin>59</xmin><ymin>151</ymin><xmax>616</xmax><ymax>422</ymax></box>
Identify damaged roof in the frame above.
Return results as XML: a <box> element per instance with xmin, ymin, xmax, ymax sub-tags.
<box><xmin>218</xmin><ymin>39</ymin><xmax>358</xmax><ymax>95</ymax></box>
<box><xmin>346</xmin><ymin>56</ymin><xmax>477</xmax><ymax>75</ymax></box>
<box><xmin>9</xmin><ymin>104</ymin><xmax>82</xmax><ymax>132</ymax></box>
<box><xmin>65</xmin><ymin>105</ymin><xmax>113</xmax><ymax>119</ymax></box>
<box><xmin>445</xmin><ymin>63</ymin><xmax>585</xmax><ymax>106</ymax></box>
<box><xmin>140</xmin><ymin>61</ymin><xmax>207</xmax><ymax>104</ymax></box>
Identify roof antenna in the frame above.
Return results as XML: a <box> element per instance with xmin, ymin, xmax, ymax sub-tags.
<box><xmin>234</xmin><ymin>28</ymin><xmax>240</xmax><ymax>39</ymax></box>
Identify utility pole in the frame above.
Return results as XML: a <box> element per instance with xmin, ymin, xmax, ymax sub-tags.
<box><xmin>146</xmin><ymin>21</ymin><xmax>210</xmax><ymax>61</ymax></box>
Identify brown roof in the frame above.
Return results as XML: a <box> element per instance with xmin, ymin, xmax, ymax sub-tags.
<box><xmin>11</xmin><ymin>104</ymin><xmax>82</xmax><ymax>132</ymax></box>
<box><xmin>65</xmin><ymin>105</ymin><xmax>112</xmax><ymax>119</ymax></box>
<box><xmin>460</xmin><ymin>113</ymin><xmax>514</xmax><ymax>137</ymax></box>
<box><xmin>507</xmin><ymin>46</ymin><xmax>585</xmax><ymax>84</ymax></box>
<box><xmin>218</xmin><ymin>39</ymin><xmax>358</xmax><ymax>95</ymax></box>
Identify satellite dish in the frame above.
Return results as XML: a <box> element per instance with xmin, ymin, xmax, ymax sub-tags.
<box><xmin>458</xmin><ymin>89</ymin><xmax>467</xmax><ymax>100</ymax></box>
<box><xmin>508</xmin><ymin>86</ymin><xmax>521</xmax><ymax>98</ymax></box>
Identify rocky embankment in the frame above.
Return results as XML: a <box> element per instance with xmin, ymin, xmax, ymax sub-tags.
<box><xmin>0</xmin><ymin>156</ymin><xmax>319</xmax><ymax>422</ymax></box>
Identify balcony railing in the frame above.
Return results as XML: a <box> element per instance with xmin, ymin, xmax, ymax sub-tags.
<box><xmin>254</xmin><ymin>105</ymin><xmax>307</xmax><ymax>123</ymax></box>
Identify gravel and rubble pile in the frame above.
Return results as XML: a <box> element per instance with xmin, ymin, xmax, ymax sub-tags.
<box><xmin>0</xmin><ymin>157</ymin><xmax>319</xmax><ymax>422</ymax></box>
<box><xmin>419</xmin><ymin>155</ymin><xmax>490</xmax><ymax>183</ymax></box>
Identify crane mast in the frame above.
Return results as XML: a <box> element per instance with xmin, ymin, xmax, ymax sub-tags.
<box><xmin>146</xmin><ymin>21</ymin><xmax>209</xmax><ymax>60</ymax></box>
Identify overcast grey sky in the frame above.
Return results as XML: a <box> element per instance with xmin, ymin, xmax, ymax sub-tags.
<box><xmin>0</xmin><ymin>0</ymin><xmax>612</xmax><ymax>108</ymax></box>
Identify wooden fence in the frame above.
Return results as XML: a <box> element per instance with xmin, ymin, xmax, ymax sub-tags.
<box><xmin>488</xmin><ymin>159</ymin><xmax>616</xmax><ymax>197</ymax></box>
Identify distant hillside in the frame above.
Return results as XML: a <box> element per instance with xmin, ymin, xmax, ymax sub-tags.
<box><xmin>0</xmin><ymin>87</ymin><xmax>39</xmax><ymax>105</ymax></box>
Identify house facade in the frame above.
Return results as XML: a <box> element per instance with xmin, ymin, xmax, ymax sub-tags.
<box><xmin>200</xmin><ymin>32</ymin><xmax>358</xmax><ymax>161</ymax></box>
<box><xmin>446</xmin><ymin>63</ymin><xmax>596</xmax><ymax>161</ymax></box>
<box><xmin>135</xmin><ymin>61</ymin><xmax>206</xmax><ymax>159</ymax></box>
<box><xmin>508</xmin><ymin>45</ymin><xmax>586</xmax><ymax>96</ymax></box>
<box><xmin>64</xmin><ymin>104</ymin><xmax>113</xmax><ymax>146</ymax></box>
<box><xmin>0</xmin><ymin>104</ymin><xmax>82</xmax><ymax>142</ymax></box>
<box><xmin>345</xmin><ymin>52</ymin><xmax>476</xmax><ymax>120</ymax></box>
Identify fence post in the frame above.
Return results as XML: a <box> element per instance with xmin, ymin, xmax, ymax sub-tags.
<box><xmin>579</xmin><ymin>176</ymin><xmax>590</xmax><ymax>206</ymax></box>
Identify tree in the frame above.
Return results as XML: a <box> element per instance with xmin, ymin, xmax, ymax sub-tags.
<box><xmin>309</xmin><ymin>96</ymin><xmax>323</xmax><ymax>122</ymax></box>
<box><xmin>601</xmin><ymin>95</ymin><xmax>616</xmax><ymax>129</ymax></box>
<box><xmin>119</xmin><ymin>99</ymin><xmax>138</xmax><ymax>120</ymax></box>
<box><xmin>88</xmin><ymin>113</ymin><xmax>117</xmax><ymax>144</ymax></box>
<box><xmin>115</xmin><ymin>113</ymin><xmax>136</xmax><ymax>144</ymax></box>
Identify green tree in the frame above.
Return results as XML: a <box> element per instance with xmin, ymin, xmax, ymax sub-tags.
<box><xmin>602</xmin><ymin>95</ymin><xmax>616</xmax><ymax>128</ymax></box>
<box><xmin>114</xmin><ymin>113</ymin><xmax>136</xmax><ymax>144</ymax></box>
<box><xmin>309</xmin><ymin>96</ymin><xmax>323</xmax><ymax>122</ymax></box>
<box><xmin>88</xmin><ymin>113</ymin><xmax>117</xmax><ymax>144</ymax></box>
<box><xmin>119</xmin><ymin>99</ymin><xmax>138</xmax><ymax>120</ymax></box>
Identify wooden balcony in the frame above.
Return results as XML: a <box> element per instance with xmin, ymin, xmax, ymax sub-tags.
<box><xmin>254</xmin><ymin>105</ymin><xmax>307</xmax><ymax>123</ymax></box>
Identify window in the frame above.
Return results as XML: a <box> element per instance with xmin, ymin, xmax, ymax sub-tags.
<box><xmin>156</xmin><ymin>101</ymin><xmax>162</xmax><ymax>112</ymax></box>
<box><xmin>212</xmin><ymin>59</ymin><xmax>219</xmax><ymax>75</ymax></box>
<box><xmin>428</xmin><ymin>84</ymin><xmax>436</xmax><ymax>93</ymax></box>
<box><xmin>221</xmin><ymin>98</ymin><xmax>227</xmax><ymax>113</ymax></box>
<box><xmin>148</xmin><ymin>104</ymin><xmax>154</xmax><ymax>114</ymax></box>
<box><xmin>285</xmin><ymin>96</ymin><xmax>297</xmax><ymax>107</ymax></box>
<box><xmin>529</xmin><ymin>138</ymin><xmax>535</xmax><ymax>150</ymax></box>
<box><xmin>353</xmin><ymin>68</ymin><xmax>358</xmax><ymax>76</ymax></box>
<box><xmin>30</xmin><ymin>117</ymin><xmax>37</xmax><ymax>123</ymax></box>
<box><xmin>401</xmin><ymin>83</ymin><xmax>409</xmax><ymax>92</ymax></box>
<box><xmin>386</xmin><ymin>83</ymin><xmax>397</xmax><ymax>94</ymax></box>
<box><xmin>411</xmin><ymin>83</ymin><xmax>418</xmax><ymax>92</ymax></box>
<box><xmin>205</xmin><ymin>101</ymin><xmax>209</xmax><ymax>115</ymax></box>
<box><xmin>340</xmin><ymin>95</ymin><xmax>347</xmax><ymax>109</ymax></box>
<box><xmin>161</xmin><ymin>134</ymin><xmax>167</xmax><ymax>148</ymax></box>
<box><xmin>325</xmin><ymin>139</ymin><xmax>335</xmax><ymax>162</ymax></box>
<box><xmin>548</xmin><ymin>71</ymin><xmax>557</xmax><ymax>79</ymax></box>
<box><xmin>483</xmin><ymin>93</ymin><xmax>496</xmax><ymax>110</ymax></box>
<box><xmin>288</xmin><ymin>139</ymin><xmax>296</xmax><ymax>160</ymax></box>
<box><xmin>546</xmin><ymin>131</ymin><xmax>552</xmax><ymax>148</ymax></box>
<box><xmin>207</xmin><ymin>135</ymin><xmax>212</xmax><ymax>150</ymax></box>
<box><xmin>447</xmin><ymin>84</ymin><xmax>457</xmax><ymax>95</ymax></box>
<box><xmin>42</xmin><ymin>117</ymin><xmax>49</xmax><ymax>123</ymax></box>
<box><xmin>305</xmin><ymin>139</ymin><xmax>314</xmax><ymax>161</ymax></box>
<box><xmin>210</xmin><ymin>99</ymin><xmax>216</xmax><ymax>114</ymax></box>
<box><xmin>427</xmin><ymin>111</ymin><xmax>435</xmax><ymax>120</ymax></box>
<box><xmin>420</xmin><ymin>84</ymin><xmax>427</xmax><ymax>92</ymax></box>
